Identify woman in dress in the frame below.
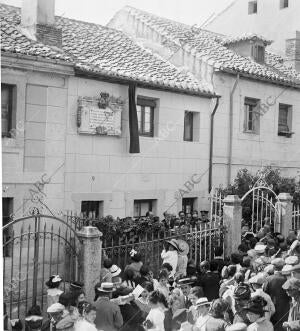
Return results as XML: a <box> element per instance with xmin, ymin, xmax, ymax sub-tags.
<box><xmin>46</xmin><ymin>275</ymin><xmax>63</xmax><ymax>308</ymax></box>
<box><xmin>135</xmin><ymin>282</ymin><xmax>154</xmax><ymax>318</ymax></box>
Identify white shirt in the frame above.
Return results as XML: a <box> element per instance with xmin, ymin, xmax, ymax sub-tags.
<box><xmin>194</xmin><ymin>315</ymin><xmax>210</xmax><ymax>331</ymax></box>
<box><xmin>74</xmin><ymin>319</ymin><xmax>98</xmax><ymax>331</ymax></box>
<box><xmin>146</xmin><ymin>307</ymin><xmax>166</xmax><ymax>331</ymax></box>
<box><xmin>161</xmin><ymin>250</ymin><xmax>178</xmax><ymax>278</ymax></box>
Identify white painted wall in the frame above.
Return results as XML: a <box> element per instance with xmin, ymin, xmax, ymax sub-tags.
<box><xmin>205</xmin><ymin>0</ymin><xmax>300</xmax><ymax>57</ymax></box>
<box><xmin>2</xmin><ymin>66</ymin><xmax>213</xmax><ymax>220</ymax></box>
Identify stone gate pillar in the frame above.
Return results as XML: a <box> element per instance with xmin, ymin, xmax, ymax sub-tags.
<box><xmin>223</xmin><ymin>195</ymin><xmax>242</xmax><ymax>256</ymax></box>
<box><xmin>77</xmin><ymin>226</ymin><xmax>102</xmax><ymax>302</ymax></box>
<box><xmin>278</xmin><ymin>193</ymin><xmax>293</xmax><ymax>238</ymax></box>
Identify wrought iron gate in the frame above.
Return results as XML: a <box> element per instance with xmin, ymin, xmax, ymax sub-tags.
<box><xmin>241</xmin><ymin>186</ymin><xmax>281</xmax><ymax>233</ymax></box>
<box><xmin>3</xmin><ymin>213</ymin><xmax>82</xmax><ymax>319</ymax></box>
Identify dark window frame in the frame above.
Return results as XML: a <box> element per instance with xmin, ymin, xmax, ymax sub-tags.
<box><xmin>1</xmin><ymin>84</ymin><xmax>14</xmax><ymax>138</ymax></box>
<box><xmin>280</xmin><ymin>0</ymin><xmax>289</xmax><ymax>9</ymax></box>
<box><xmin>137</xmin><ymin>98</ymin><xmax>155</xmax><ymax>137</ymax></box>
<box><xmin>81</xmin><ymin>201</ymin><xmax>102</xmax><ymax>218</ymax></box>
<box><xmin>134</xmin><ymin>199</ymin><xmax>154</xmax><ymax>217</ymax></box>
<box><xmin>248</xmin><ymin>1</ymin><xmax>258</xmax><ymax>14</ymax></box>
<box><xmin>252</xmin><ymin>44</ymin><xmax>265</xmax><ymax>63</ymax></box>
<box><xmin>182</xmin><ymin>198</ymin><xmax>196</xmax><ymax>214</ymax></box>
<box><xmin>244</xmin><ymin>97</ymin><xmax>260</xmax><ymax>134</ymax></box>
<box><xmin>184</xmin><ymin>111</ymin><xmax>194</xmax><ymax>142</ymax></box>
<box><xmin>278</xmin><ymin>103</ymin><xmax>293</xmax><ymax>137</ymax></box>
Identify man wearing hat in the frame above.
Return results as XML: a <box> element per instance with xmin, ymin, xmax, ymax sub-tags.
<box><xmin>94</xmin><ymin>282</ymin><xmax>123</xmax><ymax>331</ymax></box>
<box><xmin>177</xmin><ymin>277</ymin><xmax>195</xmax><ymax>309</ymax></box>
<box><xmin>245</xmin><ymin>297</ymin><xmax>273</xmax><ymax>331</ymax></box>
<box><xmin>282</xmin><ymin>278</ymin><xmax>300</xmax><ymax>330</ymax></box>
<box><xmin>249</xmin><ymin>273</ymin><xmax>275</xmax><ymax>320</ymax></box>
<box><xmin>194</xmin><ymin>297</ymin><xmax>210</xmax><ymax>330</ymax></box>
<box><xmin>264</xmin><ymin>258</ymin><xmax>290</xmax><ymax>330</ymax></box>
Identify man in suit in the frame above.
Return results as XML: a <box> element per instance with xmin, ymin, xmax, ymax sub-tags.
<box><xmin>177</xmin><ymin>277</ymin><xmax>195</xmax><ymax>309</ymax></box>
<box><xmin>94</xmin><ymin>282</ymin><xmax>123</xmax><ymax>331</ymax></box>
<box><xmin>197</xmin><ymin>261</ymin><xmax>220</xmax><ymax>301</ymax></box>
<box><xmin>263</xmin><ymin>258</ymin><xmax>290</xmax><ymax>331</ymax></box>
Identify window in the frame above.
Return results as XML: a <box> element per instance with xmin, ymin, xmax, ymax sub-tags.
<box><xmin>3</xmin><ymin>198</ymin><xmax>13</xmax><ymax>257</ymax></box>
<box><xmin>1</xmin><ymin>84</ymin><xmax>15</xmax><ymax>137</ymax></box>
<box><xmin>252</xmin><ymin>45</ymin><xmax>265</xmax><ymax>63</ymax></box>
<box><xmin>244</xmin><ymin>97</ymin><xmax>260</xmax><ymax>134</ymax></box>
<box><xmin>183</xmin><ymin>111</ymin><xmax>200</xmax><ymax>142</ymax></box>
<box><xmin>136</xmin><ymin>97</ymin><xmax>155</xmax><ymax>137</ymax></box>
<box><xmin>280</xmin><ymin>0</ymin><xmax>289</xmax><ymax>9</ymax></box>
<box><xmin>134</xmin><ymin>199</ymin><xmax>156</xmax><ymax>217</ymax></box>
<box><xmin>248</xmin><ymin>1</ymin><xmax>257</xmax><ymax>14</ymax></box>
<box><xmin>182</xmin><ymin>198</ymin><xmax>196</xmax><ymax>214</ymax></box>
<box><xmin>184</xmin><ymin>111</ymin><xmax>193</xmax><ymax>141</ymax></box>
<box><xmin>278</xmin><ymin>103</ymin><xmax>293</xmax><ymax>137</ymax></box>
<box><xmin>81</xmin><ymin>201</ymin><xmax>103</xmax><ymax>218</ymax></box>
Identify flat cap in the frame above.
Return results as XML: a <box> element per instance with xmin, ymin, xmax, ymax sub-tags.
<box><xmin>249</xmin><ymin>273</ymin><xmax>266</xmax><ymax>285</ymax></box>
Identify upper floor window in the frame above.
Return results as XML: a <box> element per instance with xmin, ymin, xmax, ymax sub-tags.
<box><xmin>1</xmin><ymin>84</ymin><xmax>16</xmax><ymax>137</ymax></box>
<box><xmin>248</xmin><ymin>1</ymin><xmax>257</xmax><ymax>14</ymax></box>
<box><xmin>184</xmin><ymin>111</ymin><xmax>200</xmax><ymax>142</ymax></box>
<box><xmin>278</xmin><ymin>103</ymin><xmax>293</xmax><ymax>137</ymax></box>
<box><xmin>244</xmin><ymin>97</ymin><xmax>260</xmax><ymax>134</ymax></box>
<box><xmin>136</xmin><ymin>97</ymin><xmax>155</xmax><ymax>137</ymax></box>
<box><xmin>252</xmin><ymin>44</ymin><xmax>265</xmax><ymax>63</ymax></box>
<box><xmin>280</xmin><ymin>0</ymin><xmax>289</xmax><ymax>9</ymax></box>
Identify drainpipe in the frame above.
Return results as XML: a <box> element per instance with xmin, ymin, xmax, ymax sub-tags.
<box><xmin>227</xmin><ymin>74</ymin><xmax>240</xmax><ymax>186</ymax></box>
<box><xmin>208</xmin><ymin>96</ymin><xmax>220</xmax><ymax>193</ymax></box>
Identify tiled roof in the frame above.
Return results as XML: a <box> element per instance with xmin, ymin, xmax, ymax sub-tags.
<box><xmin>221</xmin><ymin>33</ymin><xmax>273</xmax><ymax>46</ymax></box>
<box><xmin>0</xmin><ymin>4</ymin><xmax>213</xmax><ymax>96</ymax></box>
<box><xmin>120</xmin><ymin>6</ymin><xmax>300</xmax><ymax>87</ymax></box>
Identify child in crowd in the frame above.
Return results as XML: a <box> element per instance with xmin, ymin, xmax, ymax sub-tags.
<box><xmin>100</xmin><ymin>258</ymin><xmax>113</xmax><ymax>283</ymax></box>
<box><xmin>154</xmin><ymin>270</ymin><xmax>170</xmax><ymax>300</ymax></box>
<box><xmin>125</xmin><ymin>249</ymin><xmax>143</xmax><ymax>278</ymax></box>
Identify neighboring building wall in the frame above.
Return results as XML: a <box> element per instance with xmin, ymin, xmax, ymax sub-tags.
<box><xmin>212</xmin><ymin>72</ymin><xmax>300</xmax><ymax>186</ymax></box>
<box><xmin>205</xmin><ymin>0</ymin><xmax>300</xmax><ymax>57</ymax></box>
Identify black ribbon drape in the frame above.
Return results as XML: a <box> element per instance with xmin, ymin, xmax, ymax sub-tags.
<box><xmin>128</xmin><ymin>84</ymin><xmax>140</xmax><ymax>153</ymax></box>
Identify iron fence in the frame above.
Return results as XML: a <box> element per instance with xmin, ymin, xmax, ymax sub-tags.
<box><xmin>102</xmin><ymin>221</ymin><xmax>225</xmax><ymax>277</ymax></box>
<box><xmin>292</xmin><ymin>204</ymin><xmax>300</xmax><ymax>231</ymax></box>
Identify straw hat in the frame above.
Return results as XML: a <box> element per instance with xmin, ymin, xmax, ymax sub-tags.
<box><xmin>110</xmin><ymin>265</ymin><xmax>121</xmax><ymax>277</ymax></box>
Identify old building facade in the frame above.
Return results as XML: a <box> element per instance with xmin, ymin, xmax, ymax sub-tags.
<box><xmin>108</xmin><ymin>6</ymin><xmax>300</xmax><ymax>188</ymax></box>
<box><xmin>1</xmin><ymin>2</ymin><xmax>217</xmax><ymax>221</ymax></box>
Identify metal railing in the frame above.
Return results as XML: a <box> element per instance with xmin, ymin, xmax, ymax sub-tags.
<box><xmin>292</xmin><ymin>204</ymin><xmax>300</xmax><ymax>230</ymax></box>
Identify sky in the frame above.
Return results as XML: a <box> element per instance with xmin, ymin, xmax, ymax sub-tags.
<box><xmin>1</xmin><ymin>0</ymin><xmax>233</xmax><ymax>26</ymax></box>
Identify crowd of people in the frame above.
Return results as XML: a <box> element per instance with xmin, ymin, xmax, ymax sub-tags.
<box><xmin>4</xmin><ymin>224</ymin><xmax>300</xmax><ymax>331</ymax></box>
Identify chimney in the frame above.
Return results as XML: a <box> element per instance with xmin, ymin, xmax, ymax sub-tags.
<box><xmin>285</xmin><ymin>31</ymin><xmax>300</xmax><ymax>72</ymax></box>
<box><xmin>21</xmin><ymin>0</ymin><xmax>62</xmax><ymax>48</ymax></box>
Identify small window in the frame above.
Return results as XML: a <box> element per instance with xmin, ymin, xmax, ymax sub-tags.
<box><xmin>136</xmin><ymin>97</ymin><xmax>155</xmax><ymax>137</ymax></box>
<box><xmin>182</xmin><ymin>198</ymin><xmax>197</xmax><ymax>214</ymax></box>
<box><xmin>134</xmin><ymin>199</ymin><xmax>156</xmax><ymax>217</ymax></box>
<box><xmin>280</xmin><ymin>0</ymin><xmax>289</xmax><ymax>9</ymax></box>
<box><xmin>278</xmin><ymin>103</ymin><xmax>293</xmax><ymax>137</ymax></box>
<box><xmin>183</xmin><ymin>111</ymin><xmax>200</xmax><ymax>142</ymax></box>
<box><xmin>248</xmin><ymin>1</ymin><xmax>257</xmax><ymax>14</ymax></box>
<box><xmin>244</xmin><ymin>97</ymin><xmax>260</xmax><ymax>134</ymax></box>
<box><xmin>81</xmin><ymin>201</ymin><xmax>103</xmax><ymax>218</ymax></box>
<box><xmin>184</xmin><ymin>111</ymin><xmax>193</xmax><ymax>141</ymax></box>
<box><xmin>3</xmin><ymin>198</ymin><xmax>13</xmax><ymax>257</ymax></box>
<box><xmin>252</xmin><ymin>45</ymin><xmax>265</xmax><ymax>63</ymax></box>
<box><xmin>1</xmin><ymin>84</ymin><xmax>15</xmax><ymax>137</ymax></box>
